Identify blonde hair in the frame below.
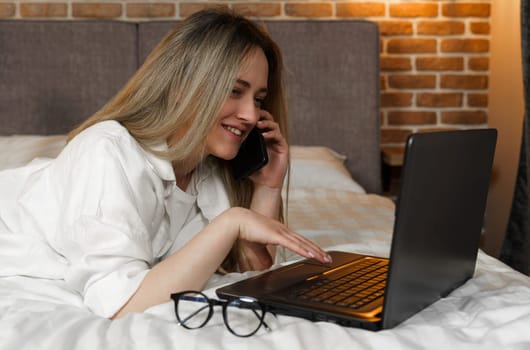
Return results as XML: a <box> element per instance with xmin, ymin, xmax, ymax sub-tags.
<box><xmin>69</xmin><ymin>9</ymin><xmax>289</xmax><ymax>271</ymax></box>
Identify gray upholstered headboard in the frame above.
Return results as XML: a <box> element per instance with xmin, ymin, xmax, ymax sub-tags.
<box><xmin>0</xmin><ymin>20</ymin><xmax>381</xmax><ymax>193</ymax></box>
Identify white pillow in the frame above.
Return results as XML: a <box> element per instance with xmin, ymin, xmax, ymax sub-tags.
<box><xmin>0</xmin><ymin>135</ymin><xmax>67</xmax><ymax>170</ymax></box>
<box><xmin>287</xmin><ymin>146</ymin><xmax>365</xmax><ymax>193</ymax></box>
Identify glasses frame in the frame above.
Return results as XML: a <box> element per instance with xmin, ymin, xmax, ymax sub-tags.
<box><xmin>170</xmin><ymin>290</ymin><xmax>271</xmax><ymax>337</ymax></box>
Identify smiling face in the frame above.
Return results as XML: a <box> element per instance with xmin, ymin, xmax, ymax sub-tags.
<box><xmin>204</xmin><ymin>48</ymin><xmax>269</xmax><ymax>160</ymax></box>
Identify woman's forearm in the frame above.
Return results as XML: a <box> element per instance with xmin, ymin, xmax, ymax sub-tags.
<box><xmin>112</xmin><ymin>206</ymin><xmax>330</xmax><ymax>319</ymax></box>
<box><xmin>112</xmin><ymin>209</ymin><xmax>238</xmax><ymax>318</ymax></box>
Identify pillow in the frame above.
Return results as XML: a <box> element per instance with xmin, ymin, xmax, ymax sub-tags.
<box><xmin>287</xmin><ymin>146</ymin><xmax>365</xmax><ymax>193</ymax></box>
<box><xmin>0</xmin><ymin>135</ymin><xmax>67</xmax><ymax>170</ymax></box>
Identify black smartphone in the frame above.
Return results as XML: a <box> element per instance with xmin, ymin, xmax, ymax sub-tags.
<box><xmin>230</xmin><ymin>127</ymin><xmax>269</xmax><ymax>181</ymax></box>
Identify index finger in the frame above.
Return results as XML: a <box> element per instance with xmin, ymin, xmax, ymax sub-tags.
<box><xmin>258</xmin><ymin>109</ymin><xmax>274</xmax><ymax>122</ymax></box>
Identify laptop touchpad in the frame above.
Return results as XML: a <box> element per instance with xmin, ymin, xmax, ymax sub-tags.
<box><xmin>218</xmin><ymin>262</ymin><xmax>329</xmax><ymax>298</ymax></box>
<box><xmin>253</xmin><ymin>263</ymin><xmax>329</xmax><ymax>293</ymax></box>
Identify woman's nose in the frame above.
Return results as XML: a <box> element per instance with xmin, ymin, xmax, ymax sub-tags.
<box><xmin>236</xmin><ymin>100</ymin><xmax>260</xmax><ymax>124</ymax></box>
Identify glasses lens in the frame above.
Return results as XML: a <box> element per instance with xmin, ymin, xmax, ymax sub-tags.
<box><xmin>224</xmin><ymin>297</ymin><xmax>265</xmax><ymax>337</ymax></box>
<box><xmin>176</xmin><ymin>292</ymin><xmax>211</xmax><ymax>329</ymax></box>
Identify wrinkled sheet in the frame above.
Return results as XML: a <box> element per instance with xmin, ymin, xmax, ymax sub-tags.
<box><xmin>1</xmin><ymin>189</ymin><xmax>530</xmax><ymax>349</ymax></box>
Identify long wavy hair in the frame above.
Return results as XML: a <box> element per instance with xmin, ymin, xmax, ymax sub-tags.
<box><xmin>68</xmin><ymin>8</ymin><xmax>289</xmax><ymax>271</ymax></box>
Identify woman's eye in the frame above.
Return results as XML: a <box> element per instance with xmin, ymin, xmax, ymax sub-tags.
<box><xmin>254</xmin><ymin>97</ymin><xmax>265</xmax><ymax>108</ymax></box>
<box><xmin>231</xmin><ymin>88</ymin><xmax>242</xmax><ymax>96</ymax></box>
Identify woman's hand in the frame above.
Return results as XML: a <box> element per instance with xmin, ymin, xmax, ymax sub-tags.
<box><xmin>225</xmin><ymin>207</ymin><xmax>332</xmax><ymax>266</ymax></box>
<box><xmin>240</xmin><ymin>184</ymin><xmax>284</xmax><ymax>271</ymax></box>
<box><xmin>249</xmin><ymin>110</ymin><xmax>288</xmax><ymax>189</ymax></box>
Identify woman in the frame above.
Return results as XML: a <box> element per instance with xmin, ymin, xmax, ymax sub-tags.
<box><xmin>0</xmin><ymin>9</ymin><xmax>331</xmax><ymax>319</ymax></box>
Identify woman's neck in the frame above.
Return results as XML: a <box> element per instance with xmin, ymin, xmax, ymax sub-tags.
<box><xmin>175</xmin><ymin>172</ymin><xmax>193</xmax><ymax>191</ymax></box>
<box><xmin>167</xmin><ymin>132</ymin><xmax>207</xmax><ymax>191</ymax></box>
<box><xmin>173</xmin><ymin>160</ymin><xmax>197</xmax><ymax>191</ymax></box>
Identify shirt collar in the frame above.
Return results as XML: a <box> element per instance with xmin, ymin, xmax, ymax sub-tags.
<box><xmin>141</xmin><ymin>142</ymin><xmax>176</xmax><ymax>182</ymax></box>
<box><xmin>143</xmin><ymin>144</ymin><xmax>229</xmax><ymax>220</ymax></box>
<box><xmin>141</xmin><ymin>142</ymin><xmax>215</xmax><ymax>186</ymax></box>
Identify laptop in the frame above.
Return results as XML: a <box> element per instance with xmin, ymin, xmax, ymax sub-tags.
<box><xmin>216</xmin><ymin>129</ymin><xmax>497</xmax><ymax>331</ymax></box>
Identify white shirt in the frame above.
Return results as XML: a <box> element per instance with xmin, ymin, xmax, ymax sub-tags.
<box><xmin>0</xmin><ymin>121</ymin><xmax>231</xmax><ymax>317</ymax></box>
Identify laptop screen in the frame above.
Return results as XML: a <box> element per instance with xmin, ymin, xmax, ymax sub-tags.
<box><xmin>382</xmin><ymin>129</ymin><xmax>497</xmax><ymax>329</ymax></box>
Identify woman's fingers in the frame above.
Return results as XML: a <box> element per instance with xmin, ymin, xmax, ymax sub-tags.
<box><xmin>257</xmin><ymin>119</ymin><xmax>280</xmax><ymax>138</ymax></box>
<box><xmin>231</xmin><ymin>208</ymin><xmax>331</xmax><ymax>263</ymax></box>
<box><xmin>236</xmin><ymin>209</ymin><xmax>331</xmax><ymax>264</ymax></box>
<box><xmin>258</xmin><ymin>109</ymin><xmax>275</xmax><ymax>122</ymax></box>
<box><xmin>256</xmin><ymin>112</ymin><xmax>284</xmax><ymax>145</ymax></box>
<box><xmin>277</xmin><ymin>228</ymin><xmax>332</xmax><ymax>264</ymax></box>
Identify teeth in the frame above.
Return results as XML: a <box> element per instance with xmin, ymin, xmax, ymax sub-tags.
<box><xmin>224</xmin><ymin>126</ymin><xmax>242</xmax><ymax>136</ymax></box>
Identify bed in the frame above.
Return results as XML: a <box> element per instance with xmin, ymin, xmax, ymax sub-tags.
<box><xmin>1</xmin><ymin>19</ymin><xmax>530</xmax><ymax>349</ymax></box>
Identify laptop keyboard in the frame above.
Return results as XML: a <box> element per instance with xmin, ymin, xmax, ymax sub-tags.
<box><xmin>288</xmin><ymin>258</ymin><xmax>388</xmax><ymax>309</ymax></box>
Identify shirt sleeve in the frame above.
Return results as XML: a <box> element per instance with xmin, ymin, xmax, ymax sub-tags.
<box><xmin>50</xmin><ymin>128</ymin><xmax>164</xmax><ymax>318</ymax></box>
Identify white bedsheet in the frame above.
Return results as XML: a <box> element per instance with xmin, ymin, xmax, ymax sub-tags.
<box><xmin>1</xmin><ymin>247</ymin><xmax>529</xmax><ymax>349</ymax></box>
<box><xmin>1</xmin><ymin>189</ymin><xmax>530</xmax><ymax>349</ymax></box>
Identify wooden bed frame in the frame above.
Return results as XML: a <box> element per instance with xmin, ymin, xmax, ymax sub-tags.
<box><xmin>0</xmin><ymin>20</ymin><xmax>381</xmax><ymax>193</ymax></box>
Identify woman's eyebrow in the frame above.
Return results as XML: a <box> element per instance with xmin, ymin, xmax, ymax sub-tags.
<box><xmin>236</xmin><ymin>79</ymin><xmax>268</xmax><ymax>94</ymax></box>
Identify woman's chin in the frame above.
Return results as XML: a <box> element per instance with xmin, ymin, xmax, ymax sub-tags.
<box><xmin>212</xmin><ymin>150</ymin><xmax>239</xmax><ymax>161</ymax></box>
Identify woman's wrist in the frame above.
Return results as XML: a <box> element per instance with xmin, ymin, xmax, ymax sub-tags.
<box><xmin>250</xmin><ymin>184</ymin><xmax>282</xmax><ymax>219</ymax></box>
<box><xmin>215</xmin><ymin>207</ymin><xmax>246</xmax><ymax>241</ymax></box>
<box><xmin>252</xmin><ymin>182</ymin><xmax>282</xmax><ymax>198</ymax></box>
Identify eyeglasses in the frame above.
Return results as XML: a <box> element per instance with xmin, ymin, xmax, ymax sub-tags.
<box><xmin>170</xmin><ymin>290</ymin><xmax>273</xmax><ymax>337</ymax></box>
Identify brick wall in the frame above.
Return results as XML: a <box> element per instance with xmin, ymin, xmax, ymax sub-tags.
<box><xmin>0</xmin><ymin>0</ymin><xmax>491</xmax><ymax>151</ymax></box>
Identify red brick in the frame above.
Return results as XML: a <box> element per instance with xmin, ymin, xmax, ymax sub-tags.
<box><xmin>443</xmin><ymin>3</ymin><xmax>491</xmax><ymax>18</ymax></box>
<box><xmin>381</xmin><ymin>93</ymin><xmax>413</xmax><ymax>107</ymax></box>
<box><xmin>21</xmin><ymin>3</ymin><xmax>67</xmax><ymax>17</ymax></box>
<box><xmin>381</xmin><ymin>56</ymin><xmax>412</xmax><ymax>71</ymax></box>
<box><xmin>441</xmin><ymin>39</ymin><xmax>489</xmax><ymax>53</ymax></box>
<box><xmin>417</xmin><ymin>93</ymin><xmax>463</xmax><ymax>107</ymax></box>
<box><xmin>470</xmin><ymin>22</ymin><xmax>490</xmax><ymax>35</ymax></box>
<box><xmin>388</xmin><ymin>111</ymin><xmax>437</xmax><ymax>125</ymax></box>
<box><xmin>336</xmin><ymin>3</ymin><xmax>385</xmax><ymax>18</ymax></box>
<box><xmin>416</xmin><ymin>57</ymin><xmax>464</xmax><ymax>71</ymax></box>
<box><xmin>468</xmin><ymin>57</ymin><xmax>489</xmax><ymax>71</ymax></box>
<box><xmin>381</xmin><ymin>76</ymin><xmax>387</xmax><ymax>91</ymax></box>
<box><xmin>285</xmin><ymin>3</ymin><xmax>332</xmax><ymax>18</ymax></box>
<box><xmin>441</xmin><ymin>110</ymin><xmax>487</xmax><ymax>124</ymax></box>
<box><xmin>390</xmin><ymin>3</ymin><xmax>438</xmax><ymax>17</ymax></box>
<box><xmin>126</xmin><ymin>3</ymin><xmax>174</xmax><ymax>18</ymax></box>
<box><xmin>72</xmin><ymin>3</ymin><xmax>122</xmax><ymax>18</ymax></box>
<box><xmin>381</xmin><ymin>128</ymin><xmax>413</xmax><ymax>144</ymax></box>
<box><xmin>468</xmin><ymin>93</ymin><xmax>488</xmax><ymax>107</ymax></box>
<box><xmin>377</xmin><ymin>21</ymin><xmax>413</xmax><ymax>36</ymax></box>
<box><xmin>179</xmin><ymin>3</ymin><xmax>228</xmax><ymax>18</ymax></box>
<box><xmin>418</xmin><ymin>127</ymin><xmax>459</xmax><ymax>134</ymax></box>
<box><xmin>232</xmin><ymin>3</ymin><xmax>281</xmax><ymax>17</ymax></box>
<box><xmin>388</xmin><ymin>74</ymin><xmax>436</xmax><ymax>89</ymax></box>
<box><xmin>417</xmin><ymin>21</ymin><xmax>465</xmax><ymax>35</ymax></box>
<box><xmin>0</xmin><ymin>2</ymin><xmax>15</xmax><ymax>17</ymax></box>
<box><xmin>441</xmin><ymin>75</ymin><xmax>488</xmax><ymax>89</ymax></box>
<box><xmin>387</xmin><ymin>39</ymin><xmax>437</xmax><ymax>54</ymax></box>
